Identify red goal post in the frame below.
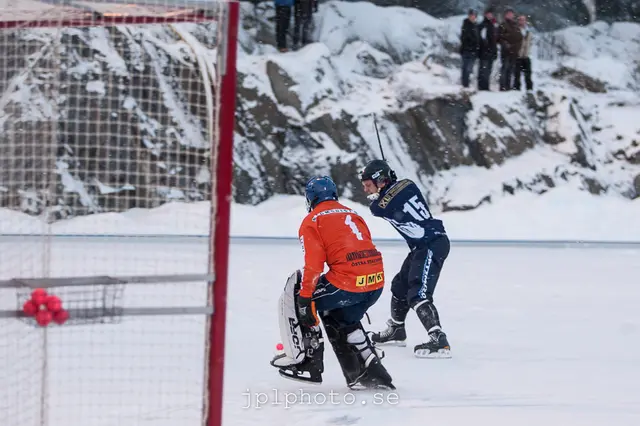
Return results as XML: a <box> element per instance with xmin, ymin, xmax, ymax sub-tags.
<box><xmin>0</xmin><ymin>1</ymin><xmax>239</xmax><ymax>426</ymax></box>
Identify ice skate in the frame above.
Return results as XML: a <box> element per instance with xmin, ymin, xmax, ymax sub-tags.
<box><xmin>369</xmin><ymin>319</ymin><xmax>407</xmax><ymax>347</ymax></box>
<box><xmin>272</xmin><ymin>353</ymin><xmax>324</xmax><ymax>384</ymax></box>
<box><xmin>348</xmin><ymin>354</ymin><xmax>395</xmax><ymax>390</ymax></box>
<box><xmin>414</xmin><ymin>327</ymin><xmax>451</xmax><ymax>358</ymax></box>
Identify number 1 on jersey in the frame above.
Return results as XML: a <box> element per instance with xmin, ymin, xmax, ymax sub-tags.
<box><xmin>345</xmin><ymin>215</ymin><xmax>363</xmax><ymax>240</ymax></box>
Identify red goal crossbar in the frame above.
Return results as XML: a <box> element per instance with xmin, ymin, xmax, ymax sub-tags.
<box><xmin>0</xmin><ymin>0</ymin><xmax>231</xmax><ymax>28</ymax></box>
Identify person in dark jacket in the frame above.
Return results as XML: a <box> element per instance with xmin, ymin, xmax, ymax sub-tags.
<box><xmin>275</xmin><ymin>0</ymin><xmax>294</xmax><ymax>52</ymax></box>
<box><xmin>477</xmin><ymin>8</ymin><xmax>497</xmax><ymax>91</ymax></box>
<box><xmin>496</xmin><ymin>8</ymin><xmax>523</xmax><ymax>91</ymax></box>
<box><xmin>292</xmin><ymin>0</ymin><xmax>315</xmax><ymax>49</ymax></box>
<box><xmin>459</xmin><ymin>9</ymin><xmax>480</xmax><ymax>89</ymax></box>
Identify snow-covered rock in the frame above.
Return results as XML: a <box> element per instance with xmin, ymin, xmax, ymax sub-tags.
<box><xmin>0</xmin><ymin>1</ymin><xmax>639</xmax><ymax>221</ymax></box>
<box><xmin>234</xmin><ymin>1</ymin><xmax>640</xmax><ymax>211</ymax></box>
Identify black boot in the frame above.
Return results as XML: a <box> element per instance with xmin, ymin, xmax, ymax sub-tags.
<box><xmin>369</xmin><ymin>319</ymin><xmax>407</xmax><ymax>346</ymax></box>
<box><xmin>413</xmin><ymin>300</ymin><xmax>451</xmax><ymax>358</ymax></box>
<box><xmin>369</xmin><ymin>295</ymin><xmax>409</xmax><ymax>346</ymax></box>
<box><xmin>350</xmin><ymin>353</ymin><xmax>395</xmax><ymax>390</ymax></box>
<box><xmin>346</xmin><ymin>328</ymin><xmax>395</xmax><ymax>390</ymax></box>
<box><xmin>414</xmin><ymin>326</ymin><xmax>451</xmax><ymax>358</ymax></box>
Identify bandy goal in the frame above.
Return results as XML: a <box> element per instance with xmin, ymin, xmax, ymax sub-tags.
<box><xmin>0</xmin><ymin>1</ymin><xmax>239</xmax><ymax>425</ymax></box>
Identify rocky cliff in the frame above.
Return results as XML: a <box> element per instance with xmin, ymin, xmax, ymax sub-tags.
<box><xmin>318</xmin><ymin>0</ymin><xmax>638</xmax><ymax>31</ymax></box>
<box><xmin>0</xmin><ymin>1</ymin><xmax>639</xmax><ymax>220</ymax></box>
<box><xmin>235</xmin><ymin>1</ymin><xmax>640</xmax><ymax>210</ymax></box>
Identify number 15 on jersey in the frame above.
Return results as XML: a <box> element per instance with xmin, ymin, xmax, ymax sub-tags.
<box><xmin>403</xmin><ymin>195</ymin><xmax>431</xmax><ymax>221</ymax></box>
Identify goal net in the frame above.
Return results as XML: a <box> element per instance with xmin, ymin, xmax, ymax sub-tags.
<box><xmin>0</xmin><ymin>1</ymin><xmax>239</xmax><ymax>425</ymax></box>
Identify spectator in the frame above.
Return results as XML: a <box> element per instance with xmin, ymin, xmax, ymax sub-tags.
<box><xmin>477</xmin><ymin>8</ymin><xmax>497</xmax><ymax>91</ymax></box>
<box><xmin>514</xmin><ymin>15</ymin><xmax>533</xmax><ymax>91</ymax></box>
<box><xmin>459</xmin><ymin>9</ymin><xmax>480</xmax><ymax>89</ymax></box>
<box><xmin>496</xmin><ymin>8</ymin><xmax>522</xmax><ymax>91</ymax></box>
<box><xmin>275</xmin><ymin>0</ymin><xmax>294</xmax><ymax>52</ymax></box>
<box><xmin>292</xmin><ymin>0</ymin><xmax>315</xmax><ymax>50</ymax></box>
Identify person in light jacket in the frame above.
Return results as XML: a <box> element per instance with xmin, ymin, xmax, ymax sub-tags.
<box><xmin>514</xmin><ymin>14</ymin><xmax>533</xmax><ymax>91</ymax></box>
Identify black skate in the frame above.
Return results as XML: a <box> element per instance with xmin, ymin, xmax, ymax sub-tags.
<box><xmin>271</xmin><ymin>327</ymin><xmax>324</xmax><ymax>384</ymax></box>
<box><xmin>273</xmin><ymin>355</ymin><xmax>323</xmax><ymax>384</ymax></box>
<box><xmin>369</xmin><ymin>319</ymin><xmax>407</xmax><ymax>347</ymax></box>
<box><xmin>348</xmin><ymin>354</ymin><xmax>395</xmax><ymax>390</ymax></box>
<box><xmin>414</xmin><ymin>328</ymin><xmax>451</xmax><ymax>359</ymax></box>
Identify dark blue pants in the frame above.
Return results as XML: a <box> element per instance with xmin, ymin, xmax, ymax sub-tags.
<box><xmin>499</xmin><ymin>56</ymin><xmax>517</xmax><ymax>91</ymax></box>
<box><xmin>461</xmin><ymin>53</ymin><xmax>477</xmax><ymax>88</ymax></box>
<box><xmin>478</xmin><ymin>58</ymin><xmax>494</xmax><ymax>90</ymax></box>
<box><xmin>514</xmin><ymin>57</ymin><xmax>533</xmax><ymax>91</ymax></box>
<box><xmin>312</xmin><ymin>276</ymin><xmax>382</xmax><ymax>328</ymax></box>
<box><xmin>391</xmin><ymin>235</ymin><xmax>450</xmax><ymax>307</ymax></box>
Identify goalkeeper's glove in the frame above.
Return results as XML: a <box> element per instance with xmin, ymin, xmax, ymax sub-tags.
<box><xmin>297</xmin><ymin>296</ymin><xmax>319</xmax><ymax>327</ymax></box>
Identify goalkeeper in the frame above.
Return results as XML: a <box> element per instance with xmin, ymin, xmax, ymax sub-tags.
<box><xmin>270</xmin><ymin>176</ymin><xmax>394</xmax><ymax>390</ymax></box>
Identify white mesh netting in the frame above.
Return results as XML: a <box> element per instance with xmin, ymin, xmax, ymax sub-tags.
<box><xmin>0</xmin><ymin>1</ymin><xmax>233</xmax><ymax>425</ymax></box>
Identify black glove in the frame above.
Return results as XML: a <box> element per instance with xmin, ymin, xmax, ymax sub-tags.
<box><xmin>297</xmin><ymin>296</ymin><xmax>318</xmax><ymax>327</ymax></box>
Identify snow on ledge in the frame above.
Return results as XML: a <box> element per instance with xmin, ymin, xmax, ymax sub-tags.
<box><xmin>0</xmin><ymin>188</ymin><xmax>639</xmax><ymax>242</ymax></box>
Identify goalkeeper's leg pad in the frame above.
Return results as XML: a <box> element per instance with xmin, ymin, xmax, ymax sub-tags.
<box><xmin>321</xmin><ymin>312</ymin><xmax>394</xmax><ymax>390</ymax></box>
<box><xmin>271</xmin><ymin>269</ymin><xmax>324</xmax><ymax>384</ymax></box>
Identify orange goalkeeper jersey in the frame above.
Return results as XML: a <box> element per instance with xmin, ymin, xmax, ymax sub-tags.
<box><xmin>298</xmin><ymin>200</ymin><xmax>385</xmax><ymax>298</ymax></box>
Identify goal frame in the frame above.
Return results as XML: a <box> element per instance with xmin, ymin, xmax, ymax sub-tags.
<box><xmin>0</xmin><ymin>2</ymin><xmax>240</xmax><ymax>425</ymax></box>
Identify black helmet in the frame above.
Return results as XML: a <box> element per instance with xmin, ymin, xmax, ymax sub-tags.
<box><xmin>359</xmin><ymin>159</ymin><xmax>397</xmax><ymax>186</ymax></box>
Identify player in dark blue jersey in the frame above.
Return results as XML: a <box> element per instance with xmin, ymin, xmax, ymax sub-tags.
<box><xmin>359</xmin><ymin>159</ymin><xmax>451</xmax><ymax>358</ymax></box>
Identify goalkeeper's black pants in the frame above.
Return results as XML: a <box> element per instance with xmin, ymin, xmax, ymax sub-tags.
<box><xmin>311</xmin><ymin>276</ymin><xmax>382</xmax><ymax>328</ymax></box>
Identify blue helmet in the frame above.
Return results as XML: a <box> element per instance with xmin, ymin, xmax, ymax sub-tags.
<box><xmin>304</xmin><ymin>176</ymin><xmax>338</xmax><ymax>212</ymax></box>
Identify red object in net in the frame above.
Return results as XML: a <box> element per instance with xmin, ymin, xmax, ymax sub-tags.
<box><xmin>31</xmin><ymin>288</ymin><xmax>48</xmax><ymax>307</ymax></box>
<box><xmin>35</xmin><ymin>310</ymin><xmax>53</xmax><ymax>327</ymax></box>
<box><xmin>53</xmin><ymin>310</ymin><xmax>70</xmax><ymax>325</ymax></box>
<box><xmin>22</xmin><ymin>300</ymin><xmax>38</xmax><ymax>317</ymax></box>
<box><xmin>46</xmin><ymin>295</ymin><xmax>63</xmax><ymax>313</ymax></box>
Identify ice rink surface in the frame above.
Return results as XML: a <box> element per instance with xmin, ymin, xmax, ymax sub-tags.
<box><xmin>1</xmin><ymin>237</ymin><xmax>640</xmax><ymax>426</ymax></box>
<box><xmin>225</xmin><ymin>239</ymin><xmax>640</xmax><ymax>426</ymax></box>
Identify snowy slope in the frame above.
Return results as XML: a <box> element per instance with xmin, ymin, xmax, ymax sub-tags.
<box><xmin>233</xmin><ymin>1</ymin><xmax>640</xmax><ymax>212</ymax></box>
<box><xmin>1</xmin><ymin>189</ymin><xmax>639</xmax><ymax>241</ymax></box>
<box><xmin>0</xmin><ymin>1</ymin><xmax>639</xmax><ymax>223</ymax></box>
